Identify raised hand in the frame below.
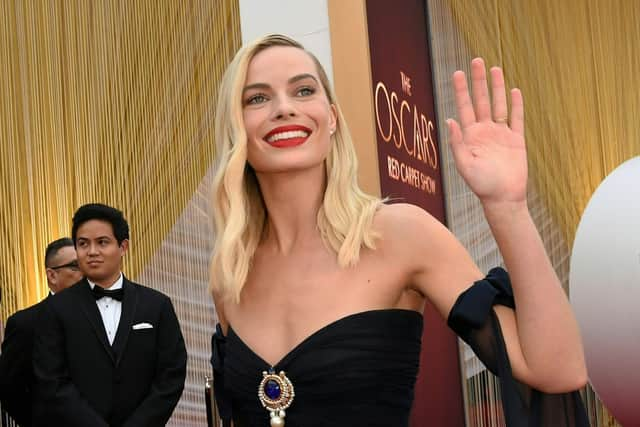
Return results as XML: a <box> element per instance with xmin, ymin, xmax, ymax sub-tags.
<box><xmin>447</xmin><ymin>58</ymin><xmax>527</xmax><ymax>207</ymax></box>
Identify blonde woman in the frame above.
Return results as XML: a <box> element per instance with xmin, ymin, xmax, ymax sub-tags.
<box><xmin>209</xmin><ymin>34</ymin><xmax>588</xmax><ymax>427</ymax></box>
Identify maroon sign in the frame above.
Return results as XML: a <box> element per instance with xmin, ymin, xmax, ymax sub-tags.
<box><xmin>367</xmin><ymin>1</ymin><xmax>444</xmax><ymax>219</ymax></box>
<box><xmin>366</xmin><ymin>0</ymin><xmax>465</xmax><ymax>425</ymax></box>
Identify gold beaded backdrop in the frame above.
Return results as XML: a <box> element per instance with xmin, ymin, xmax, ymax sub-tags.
<box><xmin>446</xmin><ymin>0</ymin><xmax>640</xmax><ymax>249</ymax></box>
<box><xmin>0</xmin><ymin>0</ymin><xmax>240</xmax><ymax>316</ymax></box>
<box><xmin>426</xmin><ymin>1</ymin><xmax>639</xmax><ymax>426</ymax></box>
<box><xmin>0</xmin><ymin>1</ymin><xmax>241</xmax><ymax>424</ymax></box>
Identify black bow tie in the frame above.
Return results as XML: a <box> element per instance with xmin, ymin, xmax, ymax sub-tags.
<box><xmin>92</xmin><ymin>286</ymin><xmax>124</xmax><ymax>301</ymax></box>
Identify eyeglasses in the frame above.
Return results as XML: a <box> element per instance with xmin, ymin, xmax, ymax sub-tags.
<box><xmin>49</xmin><ymin>261</ymin><xmax>81</xmax><ymax>272</ymax></box>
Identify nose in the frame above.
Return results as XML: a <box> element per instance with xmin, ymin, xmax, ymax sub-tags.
<box><xmin>272</xmin><ymin>95</ymin><xmax>297</xmax><ymax>120</ymax></box>
<box><xmin>88</xmin><ymin>242</ymin><xmax>99</xmax><ymax>255</ymax></box>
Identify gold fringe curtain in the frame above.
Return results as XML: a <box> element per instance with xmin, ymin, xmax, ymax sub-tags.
<box><xmin>447</xmin><ymin>0</ymin><xmax>640</xmax><ymax>249</ymax></box>
<box><xmin>0</xmin><ymin>1</ymin><xmax>241</xmax><ymax>319</ymax></box>
<box><xmin>427</xmin><ymin>0</ymin><xmax>639</xmax><ymax>425</ymax></box>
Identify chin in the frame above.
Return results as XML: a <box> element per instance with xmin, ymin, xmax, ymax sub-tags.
<box><xmin>249</xmin><ymin>143</ymin><xmax>329</xmax><ymax>171</ymax></box>
<box><xmin>264</xmin><ymin>163</ymin><xmax>324</xmax><ymax>176</ymax></box>
<box><xmin>251</xmin><ymin>155</ymin><xmax>327</xmax><ymax>175</ymax></box>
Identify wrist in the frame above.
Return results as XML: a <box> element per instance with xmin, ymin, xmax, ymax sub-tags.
<box><xmin>481</xmin><ymin>199</ymin><xmax>530</xmax><ymax>222</ymax></box>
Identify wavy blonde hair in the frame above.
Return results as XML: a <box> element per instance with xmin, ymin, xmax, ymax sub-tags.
<box><xmin>210</xmin><ymin>34</ymin><xmax>382</xmax><ymax>302</ymax></box>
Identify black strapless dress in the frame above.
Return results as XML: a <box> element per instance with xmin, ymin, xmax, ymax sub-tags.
<box><xmin>211</xmin><ymin>268</ymin><xmax>589</xmax><ymax>427</ymax></box>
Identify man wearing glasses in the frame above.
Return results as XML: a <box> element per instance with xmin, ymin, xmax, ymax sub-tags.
<box><xmin>0</xmin><ymin>238</ymin><xmax>82</xmax><ymax>426</ymax></box>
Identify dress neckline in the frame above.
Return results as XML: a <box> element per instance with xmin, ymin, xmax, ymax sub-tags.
<box><xmin>227</xmin><ymin>308</ymin><xmax>423</xmax><ymax>369</ymax></box>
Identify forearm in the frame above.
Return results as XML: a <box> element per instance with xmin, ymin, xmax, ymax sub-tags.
<box><xmin>0</xmin><ymin>318</ymin><xmax>26</xmax><ymax>395</ymax></box>
<box><xmin>35</xmin><ymin>380</ymin><xmax>109</xmax><ymax>427</ymax></box>
<box><xmin>122</xmin><ymin>379</ymin><xmax>185</xmax><ymax>427</ymax></box>
<box><xmin>123</xmin><ymin>299</ymin><xmax>186</xmax><ymax>427</ymax></box>
<box><xmin>0</xmin><ymin>325</ymin><xmax>30</xmax><ymax>424</ymax></box>
<box><xmin>122</xmin><ymin>356</ymin><xmax>186</xmax><ymax>426</ymax></box>
<box><xmin>33</xmin><ymin>307</ymin><xmax>109</xmax><ymax>426</ymax></box>
<box><xmin>483</xmin><ymin>200</ymin><xmax>587</xmax><ymax>390</ymax></box>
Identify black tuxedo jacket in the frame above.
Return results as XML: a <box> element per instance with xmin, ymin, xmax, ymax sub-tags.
<box><xmin>0</xmin><ymin>296</ymin><xmax>49</xmax><ymax>427</ymax></box>
<box><xmin>33</xmin><ymin>277</ymin><xmax>187</xmax><ymax>427</ymax></box>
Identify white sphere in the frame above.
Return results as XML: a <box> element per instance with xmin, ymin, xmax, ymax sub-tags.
<box><xmin>270</xmin><ymin>415</ymin><xmax>285</xmax><ymax>427</ymax></box>
<box><xmin>570</xmin><ymin>156</ymin><xmax>640</xmax><ymax>426</ymax></box>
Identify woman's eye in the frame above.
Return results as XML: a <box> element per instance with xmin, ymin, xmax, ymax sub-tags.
<box><xmin>246</xmin><ymin>94</ymin><xmax>267</xmax><ymax>105</ymax></box>
<box><xmin>297</xmin><ymin>86</ymin><xmax>315</xmax><ymax>97</ymax></box>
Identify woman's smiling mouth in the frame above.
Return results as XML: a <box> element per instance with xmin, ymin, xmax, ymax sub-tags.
<box><xmin>264</xmin><ymin>125</ymin><xmax>311</xmax><ymax>148</ymax></box>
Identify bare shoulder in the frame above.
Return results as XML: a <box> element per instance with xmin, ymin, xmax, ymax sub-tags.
<box><xmin>373</xmin><ymin>202</ymin><xmax>450</xmax><ymax>249</ymax></box>
<box><xmin>374</xmin><ymin>203</ymin><xmax>482</xmax><ymax>315</ymax></box>
<box><xmin>371</xmin><ymin>202</ymin><xmax>455</xmax><ymax>273</ymax></box>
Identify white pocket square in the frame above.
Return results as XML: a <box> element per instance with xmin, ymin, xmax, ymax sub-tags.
<box><xmin>132</xmin><ymin>322</ymin><xmax>153</xmax><ymax>330</ymax></box>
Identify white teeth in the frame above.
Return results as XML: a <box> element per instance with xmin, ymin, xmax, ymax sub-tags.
<box><xmin>266</xmin><ymin>130</ymin><xmax>309</xmax><ymax>143</ymax></box>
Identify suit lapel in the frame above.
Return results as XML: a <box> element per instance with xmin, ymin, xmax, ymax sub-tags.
<box><xmin>76</xmin><ymin>279</ymin><xmax>115</xmax><ymax>363</ymax></box>
<box><xmin>111</xmin><ymin>277</ymin><xmax>137</xmax><ymax>366</ymax></box>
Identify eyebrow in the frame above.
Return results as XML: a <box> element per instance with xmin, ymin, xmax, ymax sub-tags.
<box><xmin>242</xmin><ymin>73</ymin><xmax>319</xmax><ymax>94</ymax></box>
<box><xmin>77</xmin><ymin>235</ymin><xmax>112</xmax><ymax>241</ymax></box>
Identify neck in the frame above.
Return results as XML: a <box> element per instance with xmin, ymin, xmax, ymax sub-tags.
<box><xmin>255</xmin><ymin>164</ymin><xmax>326</xmax><ymax>254</ymax></box>
<box><xmin>90</xmin><ymin>272</ymin><xmax>122</xmax><ymax>289</ymax></box>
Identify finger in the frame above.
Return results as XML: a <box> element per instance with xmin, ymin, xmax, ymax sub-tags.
<box><xmin>490</xmin><ymin>67</ymin><xmax>508</xmax><ymax>125</ymax></box>
<box><xmin>452</xmin><ymin>70</ymin><xmax>476</xmax><ymax>128</ymax></box>
<box><xmin>510</xmin><ymin>88</ymin><xmax>525</xmax><ymax>136</ymax></box>
<box><xmin>446</xmin><ymin>118</ymin><xmax>465</xmax><ymax>162</ymax></box>
<box><xmin>471</xmin><ymin>58</ymin><xmax>491</xmax><ymax>122</ymax></box>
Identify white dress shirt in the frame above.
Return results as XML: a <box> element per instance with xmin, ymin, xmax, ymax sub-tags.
<box><xmin>88</xmin><ymin>274</ymin><xmax>123</xmax><ymax>345</ymax></box>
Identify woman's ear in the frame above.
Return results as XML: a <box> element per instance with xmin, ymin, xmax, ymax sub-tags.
<box><xmin>329</xmin><ymin>104</ymin><xmax>338</xmax><ymax>134</ymax></box>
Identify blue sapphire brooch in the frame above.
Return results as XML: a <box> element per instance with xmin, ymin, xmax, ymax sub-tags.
<box><xmin>258</xmin><ymin>370</ymin><xmax>295</xmax><ymax>426</ymax></box>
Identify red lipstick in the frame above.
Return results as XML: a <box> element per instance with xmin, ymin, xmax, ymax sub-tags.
<box><xmin>264</xmin><ymin>125</ymin><xmax>311</xmax><ymax>148</ymax></box>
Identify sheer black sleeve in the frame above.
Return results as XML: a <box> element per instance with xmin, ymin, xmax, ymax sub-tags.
<box><xmin>211</xmin><ymin>323</ymin><xmax>233</xmax><ymax>427</ymax></box>
<box><xmin>447</xmin><ymin>267</ymin><xmax>590</xmax><ymax>427</ymax></box>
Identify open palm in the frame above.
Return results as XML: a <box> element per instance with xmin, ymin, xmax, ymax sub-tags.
<box><xmin>447</xmin><ymin>58</ymin><xmax>527</xmax><ymax>205</ymax></box>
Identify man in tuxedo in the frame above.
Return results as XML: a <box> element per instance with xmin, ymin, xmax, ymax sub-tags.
<box><xmin>0</xmin><ymin>238</ymin><xmax>82</xmax><ymax>426</ymax></box>
<box><xmin>33</xmin><ymin>203</ymin><xmax>187</xmax><ymax>427</ymax></box>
